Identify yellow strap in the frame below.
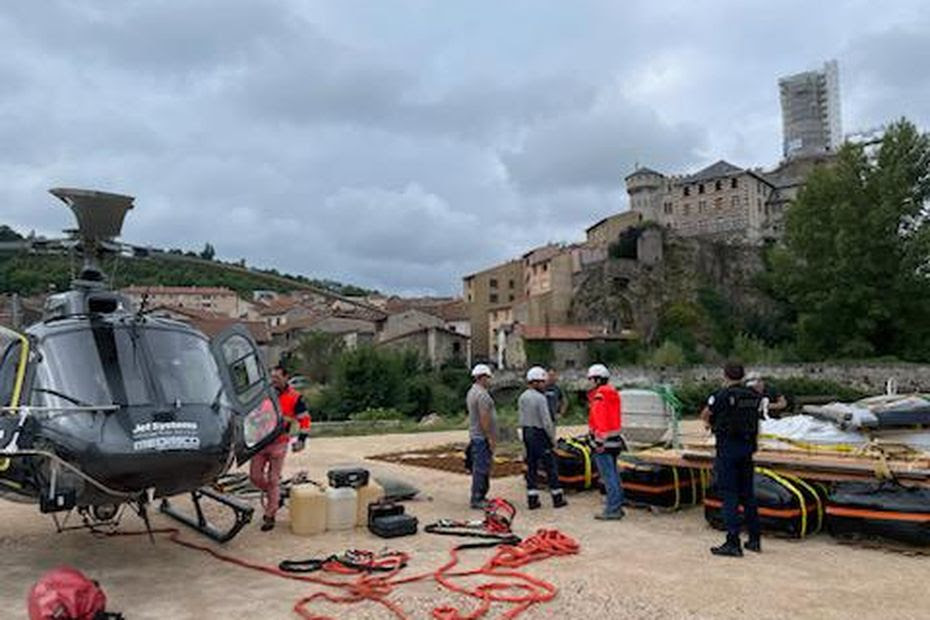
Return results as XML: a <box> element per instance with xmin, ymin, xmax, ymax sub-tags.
<box><xmin>671</xmin><ymin>466</ymin><xmax>681</xmax><ymax>510</ymax></box>
<box><xmin>9</xmin><ymin>332</ymin><xmax>29</xmax><ymax>409</ymax></box>
<box><xmin>565</xmin><ymin>439</ymin><xmax>592</xmax><ymax>488</ymax></box>
<box><xmin>759</xmin><ymin>433</ymin><xmax>858</xmax><ymax>453</ymax></box>
<box><xmin>688</xmin><ymin>469</ymin><xmax>697</xmax><ymax>506</ymax></box>
<box><xmin>757</xmin><ymin>467</ymin><xmax>809</xmax><ymax>538</ymax></box>
<box><xmin>780</xmin><ymin>472</ymin><xmax>823</xmax><ymax>534</ymax></box>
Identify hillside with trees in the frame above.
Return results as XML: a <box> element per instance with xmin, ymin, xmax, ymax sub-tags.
<box><xmin>0</xmin><ymin>240</ymin><xmax>375</xmax><ymax>298</ymax></box>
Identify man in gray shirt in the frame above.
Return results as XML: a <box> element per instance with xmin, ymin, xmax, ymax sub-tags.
<box><xmin>519</xmin><ymin>366</ymin><xmax>566</xmax><ymax>510</ymax></box>
<box><xmin>466</xmin><ymin>363</ymin><xmax>498</xmax><ymax>509</ymax></box>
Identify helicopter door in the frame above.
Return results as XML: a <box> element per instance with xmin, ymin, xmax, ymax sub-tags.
<box><xmin>210</xmin><ymin>325</ymin><xmax>285</xmax><ymax>463</ymax></box>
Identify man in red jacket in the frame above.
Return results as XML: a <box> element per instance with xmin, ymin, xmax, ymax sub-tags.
<box><xmin>587</xmin><ymin>364</ymin><xmax>625</xmax><ymax>520</ymax></box>
<box><xmin>249</xmin><ymin>365</ymin><xmax>311</xmax><ymax>531</ymax></box>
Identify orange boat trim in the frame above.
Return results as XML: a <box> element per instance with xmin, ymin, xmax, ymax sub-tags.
<box><xmin>826</xmin><ymin>506</ymin><xmax>930</xmax><ymax>523</ymax></box>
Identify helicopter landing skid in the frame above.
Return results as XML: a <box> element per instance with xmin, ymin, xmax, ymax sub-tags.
<box><xmin>159</xmin><ymin>486</ymin><xmax>254</xmax><ymax>543</ymax></box>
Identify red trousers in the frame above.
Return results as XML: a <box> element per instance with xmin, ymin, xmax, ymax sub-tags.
<box><xmin>249</xmin><ymin>441</ymin><xmax>288</xmax><ymax>519</ymax></box>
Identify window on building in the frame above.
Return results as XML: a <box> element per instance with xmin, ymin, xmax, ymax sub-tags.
<box><xmin>698</xmin><ymin>184</ymin><xmax>705</xmax><ymax>194</ymax></box>
<box><xmin>452</xmin><ymin>342</ymin><xmax>462</xmax><ymax>355</ymax></box>
<box><xmin>489</xmin><ymin>278</ymin><xmax>498</xmax><ymax>288</ymax></box>
<box><xmin>683</xmin><ymin>186</ymin><xmax>690</xmax><ymax>197</ymax></box>
<box><xmin>508</xmin><ymin>279</ymin><xmax>515</xmax><ymax>289</ymax></box>
<box><xmin>715</xmin><ymin>180</ymin><xmax>722</xmax><ymax>191</ymax></box>
<box><xmin>699</xmin><ymin>200</ymin><xmax>706</xmax><ymax>212</ymax></box>
<box><xmin>731</xmin><ymin>178</ymin><xmax>738</xmax><ymax>189</ymax></box>
<box><xmin>731</xmin><ymin>195</ymin><xmax>739</xmax><ymax>207</ymax></box>
<box><xmin>683</xmin><ymin>203</ymin><xmax>691</xmax><ymax>216</ymax></box>
<box><xmin>489</xmin><ymin>293</ymin><xmax>499</xmax><ymax>304</ymax></box>
<box><xmin>509</xmin><ymin>294</ymin><xmax>515</xmax><ymax>302</ymax></box>
<box><xmin>714</xmin><ymin>197</ymin><xmax>722</xmax><ymax>209</ymax></box>
<box><xmin>542</xmin><ymin>263</ymin><xmax>548</xmax><ymax>272</ymax></box>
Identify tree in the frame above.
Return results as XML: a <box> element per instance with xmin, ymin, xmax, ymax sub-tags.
<box><xmin>0</xmin><ymin>225</ymin><xmax>23</xmax><ymax>242</ymax></box>
<box><xmin>294</xmin><ymin>331</ymin><xmax>345</xmax><ymax>384</ymax></box>
<box><xmin>200</xmin><ymin>242</ymin><xmax>216</xmax><ymax>261</ymax></box>
<box><xmin>769</xmin><ymin>119</ymin><xmax>930</xmax><ymax>360</ymax></box>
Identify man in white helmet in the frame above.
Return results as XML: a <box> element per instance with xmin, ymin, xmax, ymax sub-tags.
<box><xmin>466</xmin><ymin>363</ymin><xmax>498</xmax><ymax>509</ymax></box>
<box><xmin>518</xmin><ymin>366</ymin><xmax>567</xmax><ymax>510</ymax></box>
<box><xmin>587</xmin><ymin>363</ymin><xmax>625</xmax><ymax>520</ymax></box>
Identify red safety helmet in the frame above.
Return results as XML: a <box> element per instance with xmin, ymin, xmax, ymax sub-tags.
<box><xmin>27</xmin><ymin>566</ymin><xmax>111</xmax><ymax>620</ymax></box>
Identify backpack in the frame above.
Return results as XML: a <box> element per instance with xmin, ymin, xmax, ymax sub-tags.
<box><xmin>27</xmin><ymin>566</ymin><xmax>122</xmax><ymax>620</ymax></box>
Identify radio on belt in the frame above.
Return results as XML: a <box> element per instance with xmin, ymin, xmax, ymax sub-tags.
<box><xmin>327</xmin><ymin>467</ymin><xmax>370</xmax><ymax>489</ymax></box>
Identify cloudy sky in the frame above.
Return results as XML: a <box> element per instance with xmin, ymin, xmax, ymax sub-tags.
<box><xmin>1</xmin><ymin>1</ymin><xmax>928</xmax><ymax>295</ymax></box>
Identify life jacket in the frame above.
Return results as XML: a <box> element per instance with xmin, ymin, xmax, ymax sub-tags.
<box><xmin>276</xmin><ymin>385</ymin><xmax>310</xmax><ymax>443</ymax></box>
<box><xmin>588</xmin><ymin>384</ymin><xmax>623</xmax><ymax>448</ymax></box>
<box><xmin>27</xmin><ymin>566</ymin><xmax>120</xmax><ymax>620</ymax></box>
<box><xmin>711</xmin><ymin>386</ymin><xmax>761</xmax><ymax>439</ymax></box>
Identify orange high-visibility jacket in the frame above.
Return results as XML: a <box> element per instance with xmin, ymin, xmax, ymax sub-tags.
<box><xmin>588</xmin><ymin>384</ymin><xmax>623</xmax><ymax>448</ymax></box>
<box><xmin>276</xmin><ymin>384</ymin><xmax>311</xmax><ymax>443</ymax></box>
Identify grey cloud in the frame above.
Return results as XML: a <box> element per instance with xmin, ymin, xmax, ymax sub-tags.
<box><xmin>2</xmin><ymin>1</ymin><xmax>930</xmax><ymax>296</ymax></box>
<box><xmin>843</xmin><ymin>21</ymin><xmax>930</xmax><ymax>128</ymax></box>
<box><xmin>501</xmin><ymin>95</ymin><xmax>706</xmax><ymax>192</ymax></box>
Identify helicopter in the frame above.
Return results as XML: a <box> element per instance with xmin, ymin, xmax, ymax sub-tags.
<box><xmin>0</xmin><ymin>188</ymin><xmax>286</xmax><ymax>543</ymax></box>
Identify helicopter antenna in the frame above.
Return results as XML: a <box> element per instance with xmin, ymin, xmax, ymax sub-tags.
<box><xmin>49</xmin><ymin>188</ymin><xmax>135</xmax><ymax>291</ymax></box>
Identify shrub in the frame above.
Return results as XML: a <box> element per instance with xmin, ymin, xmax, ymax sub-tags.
<box><xmin>645</xmin><ymin>340</ymin><xmax>687</xmax><ymax>367</ymax></box>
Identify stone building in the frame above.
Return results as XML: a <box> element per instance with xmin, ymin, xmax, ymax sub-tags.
<box><xmin>463</xmin><ymin>259</ymin><xmax>523</xmax><ymax>359</ymax></box>
<box><xmin>625</xmin><ymin>161</ymin><xmax>779</xmax><ymax>243</ymax></box>
<box><xmin>521</xmin><ymin>244</ymin><xmax>582</xmax><ymax>326</ymax></box>
<box><xmin>377</xmin><ymin>325</ymin><xmax>469</xmax><ymax>368</ymax></box>
<box><xmin>585</xmin><ymin>211</ymin><xmax>643</xmax><ymax>246</ymax></box>
<box><xmin>505</xmin><ymin>324</ymin><xmax>631</xmax><ymax>370</ymax></box>
<box><xmin>122</xmin><ymin>285</ymin><xmax>250</xmax><ymax>318</ymax></box>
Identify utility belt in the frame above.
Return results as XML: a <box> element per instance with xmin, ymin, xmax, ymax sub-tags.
<box><xmin>590</xmin><ymin>432</ymin><xmax>624</xmax><ymax>450</ymax></box>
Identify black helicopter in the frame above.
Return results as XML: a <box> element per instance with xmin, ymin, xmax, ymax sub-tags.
<box><xmin>0</xmin><ymin>188</ymin><xmax>285</xmax><ymax>542</ymax></box>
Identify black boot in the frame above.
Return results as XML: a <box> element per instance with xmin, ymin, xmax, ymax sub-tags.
<box><xmin>528</xmin><ymin>494</ymin><xmax>541</xmax><ymax>510</ymax></box>
<box><xmin>552</xmin><ymin>493</ymin><xmax>567</xmax><ymax>509</ymax></box>
<box><xmin>710</xmin><ymin>534</ymin><xmax>743</xmax><ymax>557</ymax></box>
<box><xmin>745</xmin><ymin>536</ymin><xmax>761</xmax><ymax>553</ymax></box>
<box><xmin>260</xmin><ymin>516</ymin><xmax>275</xmax><ymax>532</ymax></box>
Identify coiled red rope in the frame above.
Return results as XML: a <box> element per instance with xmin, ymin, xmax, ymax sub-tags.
<box><xmin>112</xmin><ymin>527</ymin><xmax>578</xmax><ymax>619</ymax></box>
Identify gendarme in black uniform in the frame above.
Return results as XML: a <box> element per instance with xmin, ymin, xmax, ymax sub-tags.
<box><xmin>707</xmin><ymin>383</ymin><xmax>762</xmax><ymax>556</ymax></box>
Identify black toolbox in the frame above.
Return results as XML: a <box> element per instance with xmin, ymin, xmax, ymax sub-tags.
<box><xmin>368</xmin><ymin>501</ymin><xmax>418</xmax><ymax>538</ymax></box>
<box><xmin>327</xmin><ymin>467</ymin><xmax>370</xmax><ymax>489</ymax></box>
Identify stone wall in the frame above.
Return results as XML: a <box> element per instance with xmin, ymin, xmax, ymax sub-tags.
<box><xmin>491</xmin><ymin>363</ymin><xmax>930</xmax><ymax>394</ymax></box>
<box><xmin>571</xmin><ymin>228</ymin><xmax>773</xmax><ymax>343</ymax></box>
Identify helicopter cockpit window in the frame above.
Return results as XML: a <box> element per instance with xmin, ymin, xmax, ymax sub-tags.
<box><xmin>33</xmin><ymin>327</ymin><xmax>151</xmax><ymax>408</ymax></box>
<box><xmin>146</xmin><ymin>330</ymin><xmax>223</xmax><ymax>405</ymax></box>
<box><xmin>220</xmin><ymin>334</ymin><xmax>264</xmax><ymax>403</ymax></box>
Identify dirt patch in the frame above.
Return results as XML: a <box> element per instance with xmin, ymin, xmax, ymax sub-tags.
<box><xmin>369</xmin><ymin>442</ymin><xmax>526</xmax><ymax>478</ymax></box>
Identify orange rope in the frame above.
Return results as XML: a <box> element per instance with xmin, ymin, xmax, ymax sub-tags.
<box><xmin>112</xmin><ymin>527</ymin><xmax>578</xmax><ymax>619</ymax></box>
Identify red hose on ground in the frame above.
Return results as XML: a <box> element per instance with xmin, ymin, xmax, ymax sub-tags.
<box><xmin>111</xmin><ymin>527</ymin><xmax>578</xmax><ymax>619</ymax></box>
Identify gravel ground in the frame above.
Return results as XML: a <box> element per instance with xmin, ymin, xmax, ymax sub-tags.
<box><xmin>1</xmin><ymin>423</ymin><xmax>927</xmax><ymax>619</ymax></box>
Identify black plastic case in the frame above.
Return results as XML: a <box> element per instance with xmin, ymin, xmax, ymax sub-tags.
<box><xmin>368</xmin><ymin>501</ymin><xmax>418</xmax><ymax>538</ymax></box>
<box><xmin>327</xmin><ymin>467</ymin><xmax>370</xmax><ymax>489</ymax></box>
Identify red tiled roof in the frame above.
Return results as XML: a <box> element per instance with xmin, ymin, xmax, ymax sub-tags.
<box><xmin>436</xmin><ymin>299</ymin><xmax>468</xmax><ymax>322</ymax></box>
<box><xmin>519</xmin><ymin>325</ymin><xmax>622</xmax><ymax>341</ymax></box>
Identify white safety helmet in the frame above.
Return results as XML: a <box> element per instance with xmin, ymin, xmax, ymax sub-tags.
<box><xmin>745</xmin><ymin>371</ymin><xmax>763</xmax><ymax>387</ymax></box>
<box><xmin>587</xmin><ymin>363</ymin><xmax>610</xmax><ymax>379</ymax></box>
<box><xmin>526</xmin><ymin>366</ymin><xmax>547</xmax><ymax>382</ymax></box>
<box><xmin>471</xmin><ymin>363</ymin><xmax>493</xmax><ymax>378</ymax></box>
